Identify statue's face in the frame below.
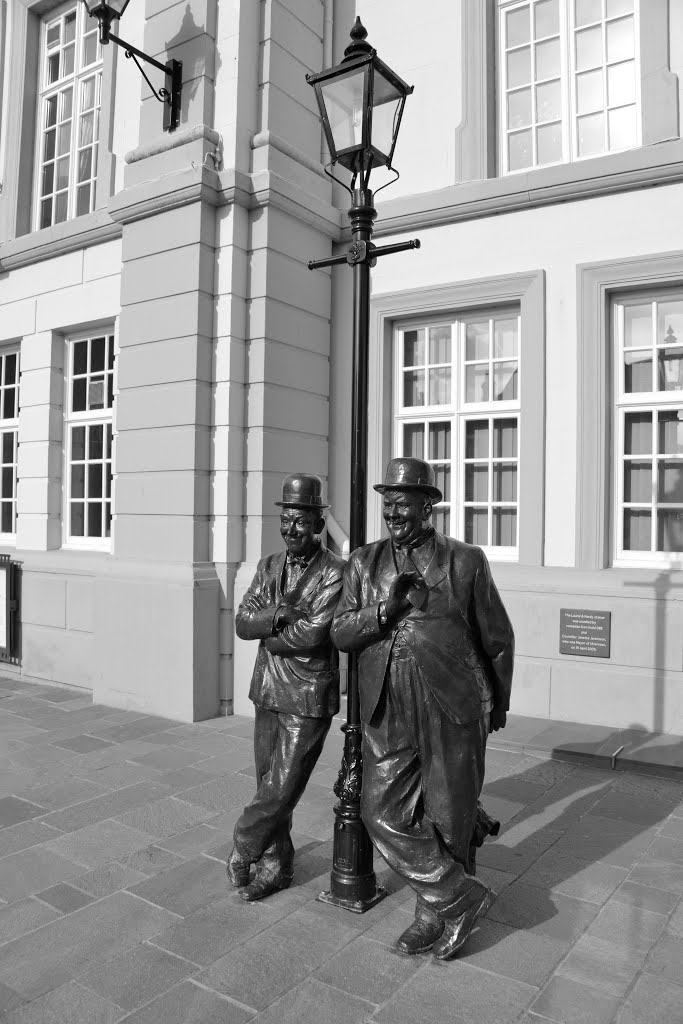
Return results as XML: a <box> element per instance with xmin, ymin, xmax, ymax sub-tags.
<box><xmin>382</xmin><ymin>489</ymin><xmax>431</xmax><ymax>547</ymax></box>
<box><xmin>280</xmin><ymin>508</ymin><xmax>322</xmax><ymax>559</ymax></box>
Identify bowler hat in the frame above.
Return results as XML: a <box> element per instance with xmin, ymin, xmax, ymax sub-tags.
<box><xmin>275</xmin><ymin>473</ymin><xmax>330</xmax><ymax>510</ymax></box>
<box><xmin>373</xmin><ymin>457</ymin><xmax>443</xmax><ymax>502</ymax></box>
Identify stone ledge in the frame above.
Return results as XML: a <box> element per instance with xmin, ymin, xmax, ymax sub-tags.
<box><xmin>0</xmin><ymin>211</ymin><xmax>121</xmax><ymax>272</ymax></box>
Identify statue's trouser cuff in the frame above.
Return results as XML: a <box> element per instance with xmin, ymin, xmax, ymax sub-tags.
<box><xmin>233</xmin><ymin>705</ymin><xmax>331</xmax><ymax>874</ymax></box>
<box><xmin>361</xmin><ymin>649</ymin><xmax>491</xmax><ymax>919</ymax></box>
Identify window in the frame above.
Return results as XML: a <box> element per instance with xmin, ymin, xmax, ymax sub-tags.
<box><xmin>65</xmin><ymin>333</ymin><xmax>114</xmax><ymax>546</ymax></box>
<box><xmin>35</xmin><ymin>2</ymin><xmax>102</xmax><ymax>229</ymax></box>
<box><xmin>499</xmin><ymin>0</ymin><xmax>640</xmax><ymax>173</ymax></box>
<box><xmin>394</xmin><ymin>311</ymin><xmax>521</xmax><ymax>559</ymax></box>
<box><xmin>0</xmin><ymin>351</ymin><xmax>19</xmax><ymax>539</ymax></box>
<box><xmin>614</xmin><ymin>293</ymin><xmax>683</xmax><ymax>564</ymax></box>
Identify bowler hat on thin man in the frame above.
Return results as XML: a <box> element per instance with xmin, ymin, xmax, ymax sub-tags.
<box><xmin>275</xmin><ymin>473</ymin><xmax>330</xmax><ymax>510</ymax></box>
<box><xmin>373</xmin><ymin>457</ymin><xmax>443</xmax><ymax>503</ymax></box>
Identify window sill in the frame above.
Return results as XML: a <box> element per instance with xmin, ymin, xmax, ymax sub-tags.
<box><xmin>0</xmin><ymin>210</ymin><xmax>121</xmax><ymax>273</ymax></box>
<box><xmin>372</xmin><ymin>139</ymin><xmax>683</xmax><ymax>237</ymax></box>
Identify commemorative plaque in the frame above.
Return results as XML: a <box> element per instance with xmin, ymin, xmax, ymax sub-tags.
<box><xmin>559</xmin><ymin>608</ymin><xmax>611</xmax><ymax>658</ymax></box>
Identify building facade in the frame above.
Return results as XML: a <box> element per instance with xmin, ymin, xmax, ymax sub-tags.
<box><xmin>0</xmin><ymin>0</ymin><xmax>682</xmax><ymax>732</ymax></box>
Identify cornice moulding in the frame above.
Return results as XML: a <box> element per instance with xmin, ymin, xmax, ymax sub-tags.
<box><xmin>0</xmin><ymin>211</ymin><xmax>120</xmax><ymax>272</ymax></box>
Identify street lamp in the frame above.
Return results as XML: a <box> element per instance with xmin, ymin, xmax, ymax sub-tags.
<box><xmin>307</xmin><ymin>19</ymin><xmax>420</xmax><ymax>913</ymax></box>
<box><xmin>80</xmin><ymin>0</ymin><xmax>182</xmax><ymax>132</ymax></box>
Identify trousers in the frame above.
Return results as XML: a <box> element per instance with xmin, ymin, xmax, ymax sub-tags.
<box><xmin>233</xmin><ymin>705</ymin><xmax>331</xmax><ymax>879</ymax></box>
<box><xmin>361</xmin><ymin>645</ymin><xmax>491</xmax><ymax>919</ymax></box>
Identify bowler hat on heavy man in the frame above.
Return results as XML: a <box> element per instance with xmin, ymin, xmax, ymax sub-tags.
<box><xmin>373</xmin><ymin>457</ymin><xmax>443</xmax><ymax>503</ymax></box>
<box><xmin>274</xmin><ymin>473</ymin><xmax>330</xmax><ymax>510</ymax></box>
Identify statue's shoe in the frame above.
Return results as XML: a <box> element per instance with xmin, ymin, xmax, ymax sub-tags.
<box><xmin>396</xmin><ymin>916</ymin><xmax>445</xmax><ymax>955</ymax></box>
<box><xmin>432</xmin><ymin>890</ymin><xmax>496</xmax><ymax>961</ymax></box>
<box><xmin>238</xmin><ymin>873</ymin><xmax>292</xmax><ymax>902</ymax></box>
<box><xmin>225</xmin><ymin>847</ymin><xmax>250</xmax><ymax>888</ymax></box>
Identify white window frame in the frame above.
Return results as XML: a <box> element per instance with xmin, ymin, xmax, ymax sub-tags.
<box><xmin>498</xmin><ymin>0</ymin><xmax>642</xmax><ymax>175</ymax></box>
<box><xmin>393</xmin><ymin>309</ymin><xmax>521</xmax><ymax>562</ymax></box>
<box><xmin>33</xmin><ymin>0</ymin><xmax>102</xmax><ymax>231</ymax></box>
<box><xmin>0</xmin><ymin>349</ymin><xmax>20</xmax><ymax>544</ymax></box>
<box><xmin>63</xmin><ymin>329</ymin><xmax>114</xmax><ymax>551</ymax></box>
<box><xmin>613</xmin><ymin>292</ymin><xmax>683</xmax><ymax>568</ymax></box>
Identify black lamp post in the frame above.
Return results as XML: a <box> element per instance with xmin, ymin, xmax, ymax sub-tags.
<box><xmin>80</xmin><ymin>0</ymin><xmax>182</xmax><ymax>132</ymax></box>
<box><xmin>307</xmin><ymin>19</ymin><xmax>420</xmax><ymax>912</ymax></box>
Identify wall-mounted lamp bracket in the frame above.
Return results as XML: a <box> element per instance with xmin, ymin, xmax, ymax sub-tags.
<box><xmin>108</xmin><ymin>33</ymin><xmax>182</xmax><ymax>132</ymax></box>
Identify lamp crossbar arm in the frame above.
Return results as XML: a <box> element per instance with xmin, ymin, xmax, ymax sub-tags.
<box><xmin>373</xmin><ymin>238</ymin><xmax>421</xmax><ymax>259</ymax></box>
<box><xmin>307</xmin><ymin>254</ymin><xmax>349</xmax><ymax>270</ymax></box>
<box><xmin>108</xmin><ymin>32</ymin><xmax>168</xmax><ymax>75</ymax></box>
<box><xmin>308</xmin><ymin>238</ymin><xmax>420</xmax><ymax>272</ymax></box>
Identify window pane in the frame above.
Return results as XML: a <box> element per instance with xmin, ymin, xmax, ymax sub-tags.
<box><xmin>576</xmin><ymin>0</ymin><xmax>602</xmax><ymax>26</ymax></box>
<box><xmin>624</xmin><ymin>461</ymin><xmax>651</xmax><ymax>502</ymax></box>
<box><xmin>83</xmin><ymin>33</ymin><xmax>97</xmax><ymax>67</ymax></box>
<box><xmin>61</xmin><ymin>87</ymin><xmax>73</xmax><ymax>120</ymax></box>
<box><xmin>508</xmin><ymin>129</ymin><xmax>533</xmax><ymax>171</ymax></box>
<box><xmin>433</xmin><ymin>465</ymin><xmax>451</xmax><ymax>503</ymax></box>
<box><xmin>658</xmin><ymin>301</ymin><xmax>683</xmax><ymax>346</ymax></box>
<box><xmin>89</xmin><ymin>424</ymin><xmax>104</xmax><ymax>460</ymax></box>
<box><xmin>71</xmin><ymin>503</ymin><xmax>85</xmax><ymax>536</ymax></box>
<box><xmin>493</xmin><ymin>363</ymin><xmax>518</xmax><ymax>401</ymax></box>
<box><xmin>72</xmin><ymin>378</ymin><xmax>86</xmax><ymax>412</ymax></box>
<box><xmin>608</xmin><ymin>105</ymin><xmax>637</xmax><ymax>150</ymax></box>
<box><xmin>71</xmin><ymin>464</ymin><xmax>85</xmax><ymax>500</ymax></box>
<box><xmin>465</xmin><ymin>508</ymin><xmax>488</xmax><ymax>545</ymax></box>
<box><xmin>494</xmin><ymin>320</ymin><xmax>518</xmax><ymax>358</ymax></box>
<box><xmin>5</xmin><ymin>354</ymin><xmax>17</xmax><ymax>387</ymax></box>
<box><xmin>106</xmin><ymin>423</ymin><xmax>113</xmax><ymax>457</ymax></box>
<box><xmin>44</xmin><ymin>129</ymin><xmax>56</xmax><ymax>162</ymax></box>
<box><xmin>45</xmin><ymin>95</ymin><xmax>58</xmax><ymax>128</ymax></box>
<box><xmin>40</xmin><ymin>199</ymin><xmax>53</xmax><ymax>229</ymax></box>
<box><xmin>659</xmin><ymin>411</ymin><xmax>683</xmax><ymax>454</ymax></box>
<box><xmin>88</xmin><ymin>463</ymin><xmax>103</xmax><ymax>498</ymax></box>
<box><xmin>87</xmin><ymin>502</ymin><xmax>102</xmax><ymax>537</ymax></box>
<box><xmin>606</xmin><ymin>0</ymin><xmax>633</xmax><ymax>15</ymax></box>
<box><xmin>55</xmin><ymin>191</ymin><xmax>68</xmax><ymax>224</ymax></box>
<box><xmin>623</xmin><ymin>509</ymin><xmax>651</xmax><ymax>550</ymax></box>
<box><xmin>624</xmin><ymin>305</ymin><xmax>652</xmax><ymax>348</ymax></box>
<box><xmin>429</xmin><ymin>422</ymin><xmax>451</xmax><ymax>460</ymax></box>
<box><xmin>534</xmin><ymin>0</ymin><xmax>559</xmax><ymax>38</ymax></box>
<box><xmin>1</xmin><ymin>468</ymin><xmax>12</xmax><ymax>497</ymax></box>
<box><xmin>536</xmin><ymin>80</ymin><xmax>561</xmax><ymax>122</ymax></box>
<box><xmin>79</xmin><ymin>111</ymin><xmax>94</xmax><ymax>147</ymax></box>
<box><xmin>606</xmin><ymin>17</ymin><xmax>634</xmax><ymax>62</ymax></box>
<box><xmin>537</xmin><ymin>122</ymin><xmax>563</xmax><ymax>164</ymax></box>
<box><xmin>494</xmin><ymin>464</ymin><xmax>518</xmax><ymax>502</ymax></box>
<box><xmin>624</xmin><ymin>352</ymin><xmax>652</xmax><ymax>393</ymax></box>
<box><xmin>90</xmin><ymin>336</ymin><xmax>105</xmax><ymax>372</ymax></box>
<box><xmin>508</xmin><ymin>88</ymin><xmax>532</xmax><ymax>129</ymax></box>
<box><xmin>46</xmin><ymin>22</ymin><xmax>60</xmax><ymax>47</ymax></box>
<box><xmin>64</xmin><ymin>12</ymin><xmax>76</xmax><ymax>42</ymax></box>
<box><xmin>77</xmin><ymin>184</ymin><xmax>91</xmax><ymax>217</ymax></box>
<box><xmin>2</xmin><ymin>391</ymin><xmax>15</xmax><ymax>419</ymax></box>
<box><xmin>625</xmin><ymin>412</ymin><xmax>652</xmax><ymax>454</ymax></box>
<box><xmin>507</xmin><ymin>6</ymin><xmax>530</xmax><ymax>47</ymax></box>
<box><xmin>507</xmin><ymin>47</ymin><xmax>531</xmax><ymax>88</ymax></box>
<box><xmin>72</xmin><ymin>426</ymin><xmax>86</xmax><ymax>461</ymax></box>
<box><xmin>78</xmin><ymin>148</ymin><xmax>92</xmax><ymax>183</ymax></box>
<box><xmin>607</xmin><ymin>60</ymin><xmax>636</xmax><ymax>106</ymax></box>
<box><xmin>429</xmin><ymin>327</ymin><xmax>451</xmax><ymax>364</ymax></box>
<box><xmin>657</xmin><ymin>510</ymin><xmax>683</xmax><ymax>552</ymax></box>
<box><xmin>658</xmin><ymin>462</ymin><xmax>683</xmax><ymax>503</ymax></box>
<box><xmin>403</xmin><ymin>370</ymin><xmax>425</xmax><ymax>407</ymax></box>
<box><xmin>577</xmin><ymin>70</ymin><xmax>604</xmax><ymax>115</ymax></box>
<box><xmin>494</xmin><ymin>419</ymin><xmax>518</xmax><ymax>457</ymax></box>
<box><xmin>657</xmin><ymin>348</ymin><xmax>683</xmax><ymax>393</ymax></box>
<box><xmin>105</xmin><ymin>503</ymin><xmax>112</xmax><ymax>537</ymax></box>
<box><xmin>47</xmin><ymin>53</ymin><xmax>60</xmax><ymax>85</ymax></box>
<box><xmin>428</xmin><ymin>368</ymin><xmax>451</xmax><ymax>405</ymax></box>
<box><xmin>58</xmin><ymin>123</ymin><xmax>71</xmax><ymax>157</ymax></box>
<box><xmin>577</xmin><ymin>112</ymin><xmax>605</xmax><ymax>157</ymax></box>
<box><xmin>433</xmin><ymin>508</ymin><xmax>450</xmax><ymax>535</ymax></box>
<box><xmin>63</xmin><ymin>45</ymin><xmax>74</xmax><ymax>77</ymax></box>
<box><xmin>466</xmin><ymin>365</ymin><xmax>489</xmax><ymax>403</ymax></box>
<box><xmin>56</xmin><ymin>157</ymin><xmax>70</xmax><ymax>191</ymax></box>
<box><xmin>465</xmin><ymin>465</ymin><xmax>488</xmax><ymax>502</ymax></box>
<box><xmin>2</xmin><ymin>433</ymin><xmax>14</xmax><ymax>463</ymax></box>
<box><xmin>403</xmin><ymin>424</ymin><xmax>424</xmax><ymax>459</ymax></box>
<box><xmin>466</xmin><ymin>421</ymin><xmax>489</xmax><ymax>459</ymax></box>
<box><xmin>403</xmin><ymin>330</ymin><xmax>424</xmax><ymax>367</ymax></box>
<box><xmin>493</xmin><ymin>509</ymin><xmax>517</xmax><ymax>546</ymax></box>
<box><xmin>1</xmin><ymin>504</ymin><xmax>13</xmax><ymax>534</ymax></box>
<box><xmin>576</xmin><ymin>26</ymin><xmax>603</xmax><ymax>72</ymax></box>
<box><xmin>466</xmin><ymin>323</ymin><xmax>489</xmax><ymax>360</ymax></box>
<box><xmin>536</xmin><ymin>38</ymin><xmax>560</xmax><ymax>80</ymax></box>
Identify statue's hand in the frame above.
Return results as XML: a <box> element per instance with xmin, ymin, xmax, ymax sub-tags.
<box><xmin>274</xmin><ymin>604</ymin><xmax>306</xmax><ymax>630</ymax></box>
<box><xmin>489</xmin><ymin>708</ymin><xmax>507</xmax><ymax>732</ymax></box>
<box><xmin>386</xmin><ymin>571</ymin><xmax>422</xmax><ymax>620</ymax></box>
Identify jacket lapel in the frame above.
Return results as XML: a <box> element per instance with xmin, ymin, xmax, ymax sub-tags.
<box><xmin>422</xmin><ymin>533</ymin><xmax>448</xmax><ymax>591</ymax></box>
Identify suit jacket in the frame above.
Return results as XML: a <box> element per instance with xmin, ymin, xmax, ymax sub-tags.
<box><xmin>331</xmin><ymin>533</ymin><xmax>514</xmax><ymax>726</ymax></box>
<box><xmin>235</xmin><ymin>542</ymin><xmax>344</xmax><ymax>718</ymax></box>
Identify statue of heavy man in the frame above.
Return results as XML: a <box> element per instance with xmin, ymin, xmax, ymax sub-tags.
<box><xmin>227</xmin><ymin>474</ymin><xmax>344</xmax><ymax>901</ymax></box>
<box><xmin>331</xmin><ymin>457</ymin><xmax>514</xmax><ymax>959</ymax></box>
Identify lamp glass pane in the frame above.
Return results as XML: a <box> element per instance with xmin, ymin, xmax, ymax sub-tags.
<box><xmin>370</xmin><ymin>68</ymin><xmax>403</xmax><ymax>160</ymax></box>
<box><xmin>319</xmin><ymin>67</ymin><xmax>366</xmax><ymax>154</ymax></box>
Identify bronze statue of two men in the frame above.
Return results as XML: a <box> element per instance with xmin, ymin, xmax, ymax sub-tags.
<box><xmin>227</xmin><ymin>457</ymin><xmax>514</xmax><ymax>961</ymax></box>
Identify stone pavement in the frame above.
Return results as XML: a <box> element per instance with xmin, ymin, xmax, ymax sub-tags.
<box><xmin>0</xmin><ymin>678</ymin><xmax>681</xmax><ymax>1023</ymax></box>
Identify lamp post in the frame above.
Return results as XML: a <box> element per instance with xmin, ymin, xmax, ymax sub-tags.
<box><xmin>80</xmin><ymin>0</ymin><xmax>182</xmax><ymax>131</ymax></box>
<box><xmin>307</xmin><ymin>18</ymin><xmax>420</xmax><ymax>912</ymax></box>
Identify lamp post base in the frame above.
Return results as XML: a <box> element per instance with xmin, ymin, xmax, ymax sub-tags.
<box><xmin>317</xmin><ymin>885</ymin><xmax>387</xmax><ymax>914</ymax></box>
<box><xmin>315</xmin><ymin>791</ymin><xmax>388</xmax><ymax>913</ymax></box>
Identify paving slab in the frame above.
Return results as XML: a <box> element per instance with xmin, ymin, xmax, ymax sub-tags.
<box><xmin>114</xmin><ymin>980</ymin><xmax>253</xmax><ymax>1024</ymax></box>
